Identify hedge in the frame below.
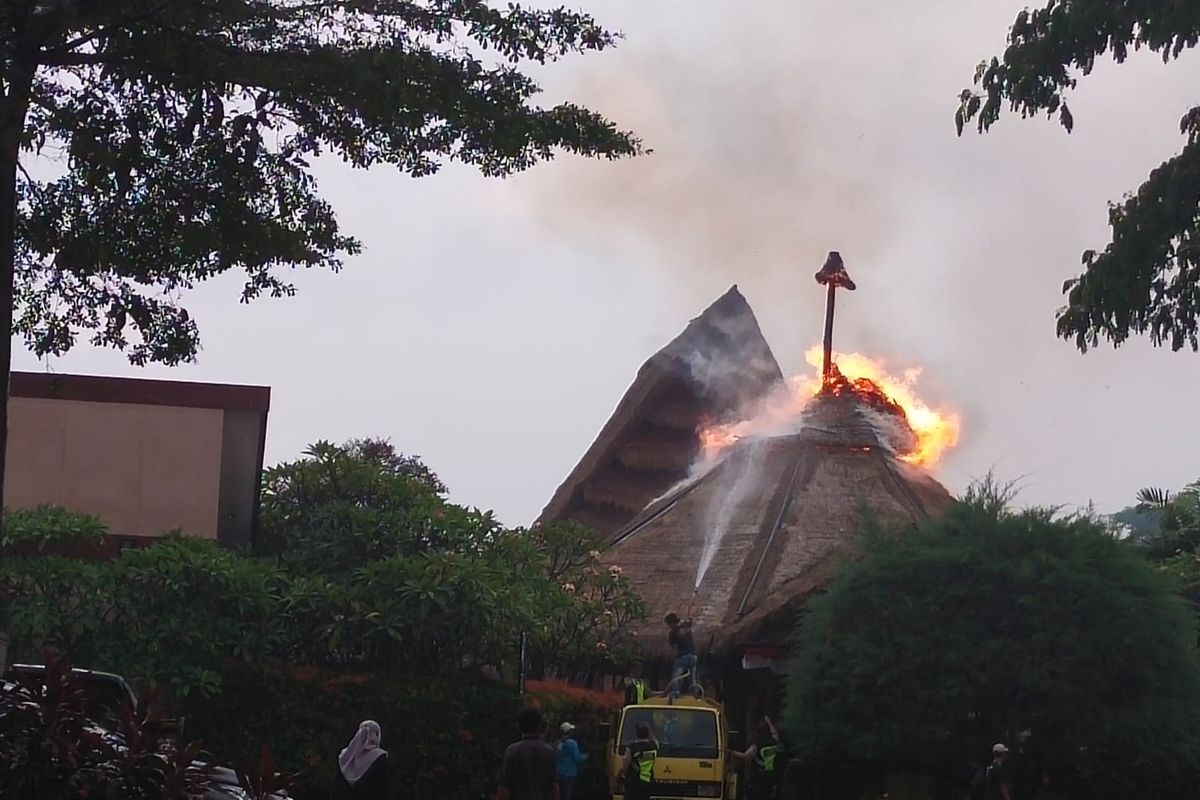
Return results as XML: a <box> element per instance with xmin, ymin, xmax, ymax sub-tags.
<box><xmin>184</xmin><ymin>665</ymin><xmax>621</xmax><ymax>800</ymax></box>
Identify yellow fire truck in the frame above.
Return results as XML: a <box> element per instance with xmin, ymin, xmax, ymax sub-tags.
<box><xmin>605</xmin><ymin>696</ymin><xmax>739</xmax><ymax>800</ymax></box>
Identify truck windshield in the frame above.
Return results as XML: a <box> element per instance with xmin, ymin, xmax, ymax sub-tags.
<box><xmin>619</xmin><ymin>708</ymin><xmax>719</xmax><ymax>759</ymax></box>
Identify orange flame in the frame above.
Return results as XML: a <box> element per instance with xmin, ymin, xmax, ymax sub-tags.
<box><xmin>697</xmin><ymin>347</ymin><xmax>960</xmax><ymax>468</ymax></box>
<box><xmin>801</xmin><ymin>347</ymin><xmax>960</xmax><ymax>467</ymax></box>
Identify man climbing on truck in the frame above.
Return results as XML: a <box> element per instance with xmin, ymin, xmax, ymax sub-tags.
<box><xmin>664</xmin><ymin>613</ymin><xmax>699</xmax><ymax>700</ymax></box>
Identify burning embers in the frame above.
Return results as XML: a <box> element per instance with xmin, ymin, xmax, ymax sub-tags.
<box><xmin>820</xmin><ymin>361</ymin><xmax>905</xmax><ymax>416</ymax></box>
<box><xmin>697</xmin><ymin>252</ymin><xmax>960</xmax><ymax>471</ymax></box>
<box><xmin>697</xmin><ymin>347</ymin><xmax>960</xmax><ymax>468</ymax></box>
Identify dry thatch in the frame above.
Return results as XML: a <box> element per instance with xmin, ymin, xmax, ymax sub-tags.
<box><xmin>539</xmin><ymin>288</ymin><xmax>955</xmax><ymax>663</ymax></box>
<box><xmin>603</xmin><ymin>391</ymin><xmax>954</xmax><ymax>662</ymax></box>
<box><xmin>537</xmin><ymin>286</ymin><xmax>783</xmax><ymax>539</ymax></box>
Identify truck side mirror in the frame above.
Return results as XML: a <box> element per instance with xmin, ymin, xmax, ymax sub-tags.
<box><xmin>599</xmin><ymin>722</ymin><xmax>610</xmax><ymax>743</ymax></box>
<box><xmin>729</xmin><ymin>730</ymin><xmax>744</xmax><ymax>751</ymax></box>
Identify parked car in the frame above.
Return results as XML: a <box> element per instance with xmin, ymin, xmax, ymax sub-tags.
<box><xmin>1</xmin><ymin>663</ymin><xmax>287</xmax><ymax>800</ymax></box>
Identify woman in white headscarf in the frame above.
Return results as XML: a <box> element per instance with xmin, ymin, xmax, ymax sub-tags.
<box><xmin>332</xmin><ymin>720</ymin><xmax>388</xmax><ymax>800</ymax></box>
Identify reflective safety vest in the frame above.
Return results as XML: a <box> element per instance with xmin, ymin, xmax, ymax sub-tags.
<box><xmin>631</xmin><ymin>679</ymin><xmax>648</xmax><ymax>704</ymax></box>
<box><xmin>757</xmin><ymin>744</ymin><xmax>780</xmax><ymax>772</ymax></box>
<box><xmin>629</xmin><ymin>742</ymin><xmax>657</xmax><ymax>784</ymax></box>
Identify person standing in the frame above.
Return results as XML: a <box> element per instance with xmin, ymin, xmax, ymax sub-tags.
<box><xmin>730</xmin><ymin>718</ymin><xmax>783</xmax><ymax>800</ymax></box>
<box><xmin>624</xmin><ymin>660</ymin><xmax>662</xmax><ymax>706</ymax></box>
<box><xmin>664</xmin><ymin>613</ymin><xmax>698</xmax><ymax>700</ymax></box>
<box><xmin>498</xmin><ymin>707</ymin><xmax>559</xmax><ymax>800</ymax></box>
<box><xmin>332</xmin><ymin>720</ymin><xmax>387</xmax><ymax>800</ymax></box>
<box><xmin>986</xmin><ymin>743</ymin><xmax>1014</xmax><ymax>800</ymax></box>
<box><xmin>556</xmin><ymin>722</ymin><xmax>588</xmax><ymax>800</ymax></box>
<box><xmin>623</xmin><ymin>722</ymin><xmax>658</xmax><ymax>800</ymax></box>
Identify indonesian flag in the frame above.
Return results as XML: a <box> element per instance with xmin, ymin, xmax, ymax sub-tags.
<box><xmin>741</xmin><ymin>646</ymin><xmax>789</xmax><ymax>674</ymax></box>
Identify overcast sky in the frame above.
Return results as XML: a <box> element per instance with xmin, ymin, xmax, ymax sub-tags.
<box><xmin>13</xmin><ymin>1</ymin><xmax>1200</xmax><ymax>525</ymax></box>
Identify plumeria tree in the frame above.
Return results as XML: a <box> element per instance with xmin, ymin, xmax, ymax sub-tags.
<box><xmin>522</xmin><ymin>521</ymin><xmax>644</xmax><ymax>681</ymax></box>
<box><xmin>2</xmin><ymin>439</ymin><xmax>646</xmax><ymax>693</ymax></box>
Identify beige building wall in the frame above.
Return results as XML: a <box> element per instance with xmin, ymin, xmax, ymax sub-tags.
<box><xmin>6</xmin><ymin>397</ymin><xmax>225</xmax><ymax>538</ymax></box>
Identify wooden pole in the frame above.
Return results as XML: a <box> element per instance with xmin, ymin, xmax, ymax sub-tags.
<box><xmin>518</xmin><ymin>631</ymin><xmax>528</xmax><ymax>694</ymax></box>
<box><xmin>814</xmin><ymin>251</ymin><xmax>855</xmax><ymax>384</ymax></box>
<box><xmin>822</xmin><ymin>283</ymin><xmax>836</xmax><ymax>381</ymax></box>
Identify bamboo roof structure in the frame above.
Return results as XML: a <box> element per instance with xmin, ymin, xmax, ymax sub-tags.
<box><xmin>602</xmin><ymin>389</ymin><xmax>953</xmax><ymax>661</ymax></box>
<box><xmin>539</xmin><ymin>285</ymin><xmax>955</xmax><ymax>661</ymax></box>
<box><xmin>537</xmin><ymin>286</ymin><xmax>783</xmax><ymax>539</ymax></box>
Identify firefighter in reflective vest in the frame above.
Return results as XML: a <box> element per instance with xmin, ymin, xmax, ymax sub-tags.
<box><xmin>624</xmin><ymin>660</ymin><xmax>662</xmax><ymax>706</ymax></box>
<box><xmin>623</xmin><ymin>722</ymin><xmax>657</xmax><ymax>800</ymax></box>
<box><xmin>731</xmin><ymin>717</ymin><xmax>783</xmax><ymax>800</ymax></box>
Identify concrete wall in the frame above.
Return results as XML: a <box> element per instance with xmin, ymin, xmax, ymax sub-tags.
<box><xmin>6</xmin><ymin>397</ymin><xmax>225</xmax><ymax>538</ymax></box>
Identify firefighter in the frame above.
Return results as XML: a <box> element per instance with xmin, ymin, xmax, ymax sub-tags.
<box><xmin>624</xmin><ymin>660</ymin><xmax>662</xmax><ymax>706</ymax></box>
<box><xmin>623</xmin><ymin>722</ymin><xmax>658</xmax><ymax>800</ymax></box>
<box><xmin>731</xmin><ymin>718</ymin><xmax>783</xmax><ymax>800</ymax></box>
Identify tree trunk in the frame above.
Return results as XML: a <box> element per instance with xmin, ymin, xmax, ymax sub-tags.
<box><xmin>0</xmin><ymin>42</ymin><xmax>38</xmax><ymax>659</ymax></box>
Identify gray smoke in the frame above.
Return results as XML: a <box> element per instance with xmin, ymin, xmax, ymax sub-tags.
<box><xmin>505</xmin><ymin>0</ymin><xmax>1200</xmax><ymax>513</ymax></box>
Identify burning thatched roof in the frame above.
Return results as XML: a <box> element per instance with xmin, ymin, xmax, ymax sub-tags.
<box><xmin>537</xmin><ymin>286</ymin><xmax>783</xmax><ymax>539</ymax></box>
<box><xmin>606</xmin><ymin>389</ymin><xmax>954</xmax><ymax>661</ymax></box>
<box><xmin>539</xmin><ymin>285</ymin><xmax>956</xmax><ymax>661</ymax></box>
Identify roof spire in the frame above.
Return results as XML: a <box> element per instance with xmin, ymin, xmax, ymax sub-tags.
<box><xmin>814</xmin><ymin>251</ymin><xmax>856</xmax><ymax>381</ymax></box>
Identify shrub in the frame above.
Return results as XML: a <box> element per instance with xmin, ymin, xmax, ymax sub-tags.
<box><xmin>0</xmin><ymin>653</ymin><xmax>211</xmax><ymax>799</ymax></box>
<box><xmin>184</xmin><ymin>666</ymin><xmax>623</xmax><ymax>800</ymax></box>
<box><xmin>1</xmin><ymin>505</ymin><xmax>108</xmax><ymax>556</ymax></box>
<box><xmin>786</xmin><ymin>484</ymin><xmax>1200</xmax><ymax>800</ymax></box>
<box><xmin>184</xmin><ymin>663</ymin><xmax>522</xmax><ymax>800</ymax></box>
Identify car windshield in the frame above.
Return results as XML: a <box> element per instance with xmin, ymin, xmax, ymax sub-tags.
<box><xmin>619</xmin><ymin>708</ymin><xmax>719</xmax><ymax>759</ymax></box>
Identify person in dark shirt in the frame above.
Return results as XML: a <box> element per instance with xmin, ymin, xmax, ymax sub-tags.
<box><xmin>498</xmin><ymin>707</ymin><xmax>559</xmax><ymax>800</ymax></box>
<box><xmin>331</xmin><ymin>720</ymin><xmax>387</xmax><ymax>800</ymax></box>
<box><xmin>623</xmin><ymin>722</ymin><xmax>658</xmax><ymax>800</ymax></box>
<box><xmin>665</xmin><ymin>613</ymin><xmax>698</xmax><ymax>699</ymax></box>
<box><xmin>986</xmin><ymin>743</ymin><xmax>1014</xmax><ymax>800</ymax></box>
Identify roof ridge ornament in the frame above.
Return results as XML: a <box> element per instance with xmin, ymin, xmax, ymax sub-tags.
<box><xmin>814</xmin><ymin>251</ymin><xmax>856</xmax><ymax>381</ymax></box>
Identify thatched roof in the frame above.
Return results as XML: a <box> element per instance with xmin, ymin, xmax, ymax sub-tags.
<box><xmin>602</xmin><ymin>390</ymin><xmax>954</xmax><ymax>662</ymax></box>
<box><xmin>537</xmin><ymin>286</ymin><xmax>783</xmax><ymax>540</ymax></box>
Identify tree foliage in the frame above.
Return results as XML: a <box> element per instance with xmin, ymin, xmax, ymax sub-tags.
<box><xmin>0</xmin><ymin>521</ymin><xmax>284</xmax><ymax>698</ymax></box>
<box><xmin>257</xmin><ymin>438</ymin><xmax>493</xmax><ymax>576</ymax></box>
<box><xmin>956</xmin><ymin>1</ymin><xmax>1200</xmax><ymax>352</ymax></box>
<box><xmin>0</xmin><ymin>1</ymin><xmax>640</xmax><ymax>536</ymax></box>
<box><xmin>1</xmin><ymin>438</ymin><xmax>645</xmax><ymax>694</ymax></box>
<box><xmin>1121</xmin><ymin>478</ymin><xmax>1200</xmax><ymax>607</ymax></box>
<box><xmin>259</xmin><ymin>438</ymin><xmax>643</xmax><ymax>676</ymax></box>
<box><xmin>1</xmin><ymin>0</ymin><xmax>639</xmax><ymax>364</ymax></box>
<box><xmin>785</xmin><ymin>482</ymin><xmax>1200</xmax><ymax>800</ymax></box>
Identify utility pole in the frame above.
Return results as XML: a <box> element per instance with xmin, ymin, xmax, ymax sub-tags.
<box><xmin>814</xmin><ymin>251</ymin><xmax>856</xmax><ymax>381</ymax></box>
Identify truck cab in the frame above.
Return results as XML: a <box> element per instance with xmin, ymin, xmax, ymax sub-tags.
<box><xmin>606</xmin><ymin>696</ymin><xmax>739</xmax><ymax>800</ymax></box>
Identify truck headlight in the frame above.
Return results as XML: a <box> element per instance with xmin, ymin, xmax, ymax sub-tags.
<box><xmin>697</xmin><ymin>784</ymin><xmax>721</xmax><ymax>797</ymax></box>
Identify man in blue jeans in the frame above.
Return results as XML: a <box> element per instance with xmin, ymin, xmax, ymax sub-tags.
<box><xmin>665</xmin><ymin>613</ymin><xmax>698</xmax><ymax>700</ymax></box>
